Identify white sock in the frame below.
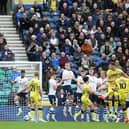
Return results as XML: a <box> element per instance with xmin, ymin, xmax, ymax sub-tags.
<box><xmin>127</xmin><ymin>108</ymin><xmax>129</xmax><ymax>119</ymax></box>
<box><xmin>68</xmin><ymin>106</ymin><xmax>72</xmax><ymax>113</ymax></box>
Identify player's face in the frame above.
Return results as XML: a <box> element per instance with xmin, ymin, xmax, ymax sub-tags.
<box><xmin>110</xmin><ymin>64</ymin><xmax>116</xmax><ymax>70</ymax></box>
<box><xmin>65</xmin><ymin>63</ymin><xmax>71</xmax><ymax>70</ymax></box>
<box><xmin>21</xmin><ymin>72</ymin><xmax>25</xmax><ymax>77</ymax></box>
<box><xmin>81</xmin><ymin>71</ymin><xmax>86</xmax><ymax>77</ymax></box>
<box><xmin>89</xmin><ymin>69</ymin><xmax>94</xmax><ymax>75</ymax></box>
<box><xmin>100</xmin><ymin>71</ymin><xmax>106</xmax><ymax>78</ymax></box>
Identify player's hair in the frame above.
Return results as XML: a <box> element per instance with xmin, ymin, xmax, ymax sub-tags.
<box><xmin>34</xmin><ymin>71</ymin><xmax>39</xmax><ymax>77</ymax></box>
<box><xmin>83</xmin><ymin>76</ymin><xmax>89</xmax><ymax>82</ymax></box>
<box><xmin>21</xmin><ymin>70</ymin><xmax>25</xmax><ymax>73</ymax></box>
<box><xmin>109</xmin><ymin>61</ymin><xmax>115</xmax><ymax>66</ymax></box>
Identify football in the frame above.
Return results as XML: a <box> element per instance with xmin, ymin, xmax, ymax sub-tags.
<box><xmin>107</xmin><ymin>114</ymin><xmax>117</xmax><ymax>122</ymax></box>
<box><xmin>24</xmin><ymin>115</ymin><xmax>31</xmax><ymax>121</ymax></box>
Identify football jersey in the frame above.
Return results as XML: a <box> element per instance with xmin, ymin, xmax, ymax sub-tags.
<box><xmin>30</xmin><ymin>77</ymin><xmax>40</xmax><ymax>93</ymax></box>
<box><xmin>107</xmin><ymin>68</ymin><xmax>123</xmax><ymax>88</ymax></box>
<box><xmin>115</xmin><ymin>78</ymin><xmax>129</xmax><ymax>95</ymax></box>
<box><xmin>87</xmin><ymin>75</ymin><xmax>98</xmax><ymax>91</ymax></box>
<box><xmin>76</xmin><ymin>75</ymin><xmax>84</xmax><ymax>93</ymax></box>
<box><xmin>82</xmin><ymin>83</ymin><xmax>90</xmax><ymax>98</ymax></box>
<box><xmin>48</xmin><ymin>78</ymin><xmax>57</xmax><ymax>95</ymax></box>
<box><xmin>15</xmin><ymin>76</ymin><xmax>28</xmax><ymax>93</ymax></box>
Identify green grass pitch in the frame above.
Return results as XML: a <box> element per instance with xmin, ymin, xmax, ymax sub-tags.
<box><xmin>0</xmin><ymin>122</ymin><xmax>129</xmax><ymax>129</ymax></box>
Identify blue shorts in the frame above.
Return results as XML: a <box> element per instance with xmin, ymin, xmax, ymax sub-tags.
<box><xmin>74</xmin><ymin>92</ymin><xmax>82</xmax><ymax>104</ymax></box>
<box><xmin>62</xmin><ymin>85</ymin><xmax>72</xmax><ymax>96</ymax></box>
<box><xmin>17</xmin><ymin>93</ymin><xmax>29</xmax><ymax>100</ymax></box>
<box><xmin>48</xmin><ymin>95</ymin><xmax>56</xmax><ymax>105</ymax></box>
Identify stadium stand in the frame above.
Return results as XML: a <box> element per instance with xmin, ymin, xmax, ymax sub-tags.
<box><xmin>13</xmin><ymin>0</ymin><xmax>129</xmax><ymax>91</ymax></box>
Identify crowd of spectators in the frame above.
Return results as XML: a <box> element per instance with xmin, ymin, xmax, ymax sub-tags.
<box><xmin>14</xmin><ymin>0</ymin><xmax>129</xmax><ymax>92</ymax></box>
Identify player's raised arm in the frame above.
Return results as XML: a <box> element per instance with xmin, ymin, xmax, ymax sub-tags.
<box><xmin>121</xmin><ymin>72</ymin><xmax>129</xmax><ymax>79</ymax></box>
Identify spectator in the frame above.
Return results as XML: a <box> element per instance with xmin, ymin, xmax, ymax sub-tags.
<box><xmin>26</xmin><ymin>35</ymin><xmax>39</xmax><ymax>61</ymax></box>
<box><xmin>100</xmin><ymin>41</ymin><xmax>114</xmax><ymax>57</ymax></box>
<box><xmin>49</xmin><ymin>31</ymin><xmax>59</xmax><ymax>50</ymax></box>
<box><xmin>81</xmin><ymin>54</ymin><xmax>90</xmax><ymax>70</ymax></box>
<box><xmin>32</xmin><ymin>0</ymin><xmax>42</xmax><ymax>18</ymax></box>
<box><xmin>16</xmin><ymin>6</ymin><xmax>25</xmax><ymax>28</ymax></box>
<box><xmin>49</xmin><ymin>52</ymin><xmax>59</xmax><ymax>69</ymax></box>
<box><xmin>27</xmin><ymin>8</ymin><xmax>35</xmax><ymax>20</ymax></box>
<box><xmin>60</xmin><ymin>2</ymin><xmax>70</xmax><ymax>17</ymax></box>
<box><xmin>59</xmin><ymin>51</ymin><xmax>69</xmax><ymax>69</ymax></box>
<box><xmin>0</xmin><ymin>0</ymin><xmax>8</xmax><ymax>15</ymax></box>
<box><xmin>0</xmin><ymin>45</ymin><xmax>15</xmax><ymax>61</ymax></box>
<box><xmin>81</xmin><ymin>39</ymin><xmax>93</xmax><ymax>55</ymax></box>
<box><xmin>8</xmin><ymin>66</ymin><xmax>20</xmax><ymax>86</ymax></box>
<box><xmin>0</xmin><ymin>33</ymin><xmax>7</xmax><ymax>51</ymax></box>
<box><xmin>61</xmin><ymin>39</ymin><xmax>74</xmax><ymax>56</ymax></box>
<box><xmin>73</xmin><ymin>47</ymin><xmax>83</xmax><ymax>67</ymax></box>
<box><xmin>116</xmin><ymin>46</ymin><xmax>124</xmax><ymax>62</ymax></box>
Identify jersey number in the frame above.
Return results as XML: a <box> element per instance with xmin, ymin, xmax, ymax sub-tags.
<box><xmin>119</xmin><ymin>83</ymin><xmax>126</xmax><ymax>89</ymax></box>
<box><xmin>31</xmin><ymin>84</ymin><xmax>35</xmax><ymax>91</ymax></box>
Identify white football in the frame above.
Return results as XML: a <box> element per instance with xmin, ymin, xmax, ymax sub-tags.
<box><xmin>24</xmin><ymin>115</ymin><xmax>31</xmax><ymax>121</ymax></box>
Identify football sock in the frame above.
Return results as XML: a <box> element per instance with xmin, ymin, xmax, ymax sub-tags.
<box><xmin>114</xmin><ymin>100</ymin><xmax>118</xmax><ymax>113</ymax></box>
<box><xmin>30</xmin><ymin>108</ymin><xmax>35</xmax><ymax>120</ymax></box>
<box><xmin>108</xmin><ymin>100</ymin><xmax>113</xmax><ymax>113</ymax></box>
<box><xmin>38</xmin><ymin>108</ymin><xmax>43</xmax><ymax>120</ymax></box>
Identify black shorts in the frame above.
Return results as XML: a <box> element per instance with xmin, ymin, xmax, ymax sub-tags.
<box><xmin>62</xmin><ymin>85</ymin><xmax>72</xmax><ymax>96</ymax></box>
<box><xmin>89</xmin><ymin>94</ymin><xmax>99</xmax><ymax>104</ymax></box>
<box><xmin>48</xmin><ymin>95</ymin><xmax>56</xmax><ymax>105</ymax></box>
<box><xmin>17</xmin><ymin>92</ymin><xmax>29</xmax><ymax>100</ymax></box>
<box><xmin>74</xmin><ymin>92</ymin><xmax>82</xmax><ymax>104</ymax></box>
<box><xmin>126</xmin><ymin>101</ymin><xmax>129</xmax><ymax>109</ymax></box>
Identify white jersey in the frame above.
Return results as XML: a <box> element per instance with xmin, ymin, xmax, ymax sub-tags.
<box><xmin>87</xmin><ymin>75</ymin><xmax>98</xmax><ymax>91</ymax></box>
<box><xmin>62</xmin><ymin>69</ymin><xmax>74</xmax><ymax>86</ymax></box>
<box><xmin>15</xmin><ymin>76</ymin><xmax>28</xmax><ymax>93</ymax></box>
<box><xmin>76</xmin><ymin>75</ymin><xmax>83</xmax><ymax>93</ymax></box>
<box><xmin>48</xmin><ymin>78</ymin><xmax>57</xmax><ymax>95</ymax></box>
<box><xmin>96</xmin><ymin>77</ymin><xmax>108</xmax><ymax>95</ymax></box>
